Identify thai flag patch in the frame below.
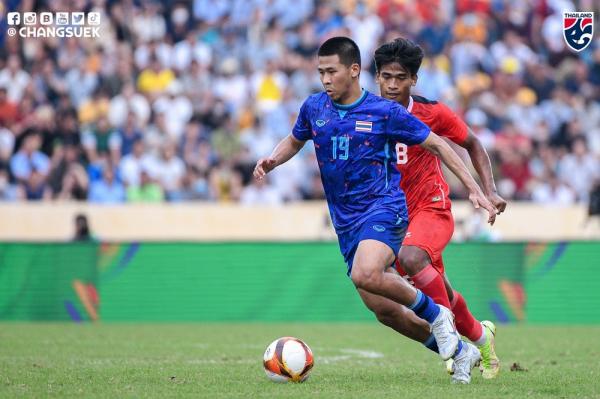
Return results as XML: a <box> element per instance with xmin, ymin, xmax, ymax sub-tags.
<box><xmin>355</xmin><ymin>121</ymin><xmax>372</xmax><ymax>132</ymax></box>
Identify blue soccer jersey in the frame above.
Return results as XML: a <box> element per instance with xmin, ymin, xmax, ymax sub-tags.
<box><xmin>292</xmin><ymin>90</ymin><xmax>431</xmax><ymax>233</ymax></box>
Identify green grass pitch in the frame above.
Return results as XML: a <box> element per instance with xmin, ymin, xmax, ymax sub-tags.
<box><xmin>1</xmin><ymin>323</ymin><xmax>599</xmax><ymax>398</ymax></box>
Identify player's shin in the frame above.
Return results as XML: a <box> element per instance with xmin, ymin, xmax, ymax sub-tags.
<box><xmin>409</xmin><ymin>289</ymin><xmax>458</xmax><ymax>360</ymax></box>
<box><xmin>410</xmin><ymin>264</ymin><xmax>452</xmax><ymax>309</ymax></box>
<box><xmin>450</xmin><ymin>291</ymin><xmax>483</xmax><ymax>342</ymax></box>
<box><xmin>423</xmin><ymin>334</ymin><xmax>439</xmax><ymax>354</ymax></box>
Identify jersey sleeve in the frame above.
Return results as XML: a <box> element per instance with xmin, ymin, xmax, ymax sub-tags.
<box><xmin>433</xmin><ymin>102</ymin><xmax>468</xmax><ymax>144</ymax></box>
<box><xmin>291</xmin><ymin>98</ymin><xmax>312</xmax><ymax>141</ymax></box>
<box><xmin>387</xmin><ymin>103</ymin><xmax>431</xmax><ymax>145</ymax></box>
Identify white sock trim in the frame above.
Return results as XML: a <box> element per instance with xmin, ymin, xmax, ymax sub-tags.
<box><xmin>473</xmin><ymin>323</ymin><xmax>487</xmax><ymax>346</ymax></box>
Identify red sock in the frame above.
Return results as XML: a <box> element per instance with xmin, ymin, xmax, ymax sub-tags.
<box><xmin>451</xmin><ymin>291</ymin><xmax>483</xmax><ymax>342</ymax></box>
<box><xmin>411</xmin><ymin>265</ymin><xmax>451</xmax><ymax>309</ymax></box>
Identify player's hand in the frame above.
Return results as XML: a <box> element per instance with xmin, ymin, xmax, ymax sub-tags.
<box><xmin>469</xmin><ymin>190</ymin><xmax>499</xmax><ymax>225</ymax></box>
<box><xmin>486</xmin><ymin>191</ymin><xmax>507</xmax><ymax>214</ymax></box>
<box><xmin>253</xmin><ymin>157</ymin><xmax>277</xmax><ymax>180</ymax></box>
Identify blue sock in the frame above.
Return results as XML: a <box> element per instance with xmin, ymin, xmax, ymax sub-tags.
<box><xmin>452</xmin><ymin>340</ymin><xmax>464</xmax><ymax>358</ymax></box>
<box><xmin>408</xmin><ymin>289</ymin><xmax>440</xmax><ymax>323</ymax></box>
<box><xmin>423</xmin><ymin>334</ymin><xmax>439</xmax><ymax>354</ymax></box>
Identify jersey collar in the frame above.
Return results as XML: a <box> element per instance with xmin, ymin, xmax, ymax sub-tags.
<box><xmin>332</xmin><ymin>89</ymin><xmax>368</xmax><ymax>110</ymax></box>
<box><xmin>407</xmin><ymin>95</ymin><xmax>414</xmax><ymax>113</ymax></box>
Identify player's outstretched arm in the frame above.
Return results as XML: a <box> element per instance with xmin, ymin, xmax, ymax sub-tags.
<box><xmin>419</xmin><ymin>132</ymin><xmax>498</xmax><ymax>224</ymax></box>
<box><xmin>460</xmin><ymin>129</ymin><xmax>507</xmax><ymax>214</ymax></box>
<box><xmin>253</xmin><ymin>134</ymin><xmax>306</xmax><ymax>180</ymax></box>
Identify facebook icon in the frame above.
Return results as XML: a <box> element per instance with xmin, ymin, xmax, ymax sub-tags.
<box><xmin>7</xmin><ymin>12</ymin><xmax>20</xmax><ymax>25</ymax></box>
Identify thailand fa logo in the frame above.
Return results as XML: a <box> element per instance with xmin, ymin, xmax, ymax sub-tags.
<box><xmin>563</xmin><ymin>12</ymin><xmax>594</xmax><ymax>52</ymax></box>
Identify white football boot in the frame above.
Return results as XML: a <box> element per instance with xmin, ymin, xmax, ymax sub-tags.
<box><xmin>451</xmin><ymin>341</ymin><xmax>481</xmax><ymax>384</ymax></box>
<box><xmin>430</xmin><ymin>306</ymin><xmax>460</xmax><ymax>360</ymax></box>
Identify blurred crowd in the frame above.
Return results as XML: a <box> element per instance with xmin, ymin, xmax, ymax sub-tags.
<box><xmin>0</xmin><ymin>0</ymin><xmax>599</xmax><ymax>206</ymax></box>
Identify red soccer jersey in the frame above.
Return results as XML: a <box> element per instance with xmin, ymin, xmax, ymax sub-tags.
<box><xmin>395</xmin><ymin>95</ymin><xmax>468</xmax><ymax>216</ymax></box>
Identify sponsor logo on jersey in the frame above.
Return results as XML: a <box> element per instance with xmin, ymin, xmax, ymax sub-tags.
<box><xmin>563</xmin><ymin>12</ymin><xmax>594</xmax><ymax>52</ymax></box>
<box><xmin>432</xmin><ymin>195</ymin><xmax>442</xmax><ymax>202</ymax></box>
<box><xmin>316</xmin><ymin>119</ymin><xmax>327</xmax><ymax>127</ymax></box>
<box><xmin>372</xmin><ymin>224</ymin><xmax>386</xmax><ymax>232</ymax></box>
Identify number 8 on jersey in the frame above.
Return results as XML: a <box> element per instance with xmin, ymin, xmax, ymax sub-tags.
<box><xmin>396</xmin><ymin>143</ymin><xmax>408</xmax><ymax>165</ymax></box>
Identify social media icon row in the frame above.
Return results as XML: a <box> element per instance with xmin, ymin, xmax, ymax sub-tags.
<box><xmin>6</xmin><ymin>12</ymin><xmax>101</xmax><ymax>26</ymax></box>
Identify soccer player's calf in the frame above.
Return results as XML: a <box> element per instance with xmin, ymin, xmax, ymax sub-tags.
<box><xmin>394</xmin><ymin>206</ymin><xmax>497</xmax><ymax>379</ymax></box>
<box><xmin>395</xmin><ymin>208</ymin><xmax>485</xmax><ymax>345</ymax></box>
<box><xmin>358</xmin><ymin>266</ymin><xmax>482</xmax><ymax>384</ymax></box>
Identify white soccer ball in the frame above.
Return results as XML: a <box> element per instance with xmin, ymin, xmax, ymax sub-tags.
<box><xmin>263</xmin><ymin>337</ymin><xmax>314</xmax><ymax>383</ymax></box>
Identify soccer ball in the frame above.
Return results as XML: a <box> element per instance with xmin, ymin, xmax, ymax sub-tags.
<box><xmin>263</xmin><ymin>337</ymin><xmax>314</xmax><ymax>383</ymax></box>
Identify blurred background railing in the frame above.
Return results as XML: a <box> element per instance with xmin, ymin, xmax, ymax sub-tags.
<box><xmin>1</xmin><ymin>202</ymin><xmax>598</xmax><ymax>241</ymax></box>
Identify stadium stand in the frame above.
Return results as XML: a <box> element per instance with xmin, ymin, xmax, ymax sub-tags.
<box><xmin>0</xmin><ymin>0</ymin><xmax>598</xmax><ymax>206</ymax></box>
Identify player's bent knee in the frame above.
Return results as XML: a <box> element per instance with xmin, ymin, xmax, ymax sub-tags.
<box><xmin>350</xmin><ymin>266</ymin><xmax>381</xmax><ymax>292</ymax></box>
<box><xmin>397</xmin><ymin>247</ymin><xmax>430</xmax><ymax>276</ymax></box>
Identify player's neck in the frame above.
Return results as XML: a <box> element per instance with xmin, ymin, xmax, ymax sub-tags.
<box><xmin>336</xmin><ymin>84</ymin><xmax>363</xmax><ymax>105</ymax></box>
<box><xmin>400</xmin><ymin>94</ymin><xmax>411</xmax><ymax>109</ymax></box>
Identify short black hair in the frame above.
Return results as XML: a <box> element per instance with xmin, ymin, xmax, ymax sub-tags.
<box><xmin>318</xmin><ymin>36</ymin><xmax>361</xmax><ymax>68</ymax></box>
<box><xmin>374</xmin><ymin>38</ymin><xmax>424</xmax><ymax>76</ymax></box>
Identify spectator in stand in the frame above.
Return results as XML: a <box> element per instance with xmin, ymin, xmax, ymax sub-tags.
<box><xmin>81</xmin><ymin>116</ymin><xmax>120</xmax><ymax>165</ymax></box>
<box><xmin>151</xmin><ymin>141</ymin><xmax>186</xmax><ymax>201</ymax></box>
<box><xmin>88</xmin><ymin>165</ymin><xmax>126</xmax><ymax>204</ymax></box>
<box><xmin>531</xmin><ymin>170</ymin><xmax>576</xmax><ymax>206</ymax></box>
<box><xmin>153</xmin><ymin>80</ymin><xmax>193</xmax><ymax>140</ymax></box>
<box><xmin>65</xmin><ymin>62</ymin><xmax>99</xmax><ymax>108</ymax></box>
<box><xmin>0</xmin><ymin>168</ymin><xmax>19</xmax><ymax>200</ymax></box>
<box><xmin>47</xmin><ymin>144</ymin><xmax>88</xmax><ymax>201</ymax></box>
<box><xmin>171</xmin><ymin>166</ymin><xmax>211</xmax><ymax>201</ymax></box>
<box><xmin>240</xmin><ymin>176</ymin><xmax>283</xmax><ymax>206</ymax></box>
<box><xmin>108</xmin><ymin>82</ymin><xmax>150</xmax><ymax>129</ymax></box>
<box><xmin>209</xmin><ymin>160</ymin><xmax>243</xmax><ymax>202</ymax></box>
<box><xmin>137</xmin><ymin>57</ymin><xmax>175</xmax><ymax>98</ymax></box>
<box><xmin>0</xmin><ymin>88</ymin><xmax>19</xmax><ymax>126</ymax></box>
<box><xmin>558</xmin><ymin>137</ymin><xmax>600</xmax><ymax>202</ymax></box>
<box><xmin>10</xmin><ymin>131</ymin><xmax>51</xmax><ymax>199</ymax></box>
<box><xmin>114</xmin><ymin>112</ymin><xmax>144</xmax><ymax>157</ymax></box>
<box><xmin>127</xmin><ymin>169</ymin><xmax>164</xmax><ymax>202</ymax></box>
<box><xmin>119</xmin><ymin>138</ymin><xmax>153</xmax><ymax>188</ymax></box>
<box><xmin>0</xmin><ymin>120</ymin><xmax>15</xmax><ymax>167</ymax></box>
<box><xmin>0</xmin><ymin>55</ymin><xmax>31</xmax><ymax>103</ymax></box>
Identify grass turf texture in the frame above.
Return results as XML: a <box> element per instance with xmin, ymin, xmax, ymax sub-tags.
<box><xmin>1</xmin><ymin>323</ymin><xmax>599</xmax><ymax>398</ymax></box>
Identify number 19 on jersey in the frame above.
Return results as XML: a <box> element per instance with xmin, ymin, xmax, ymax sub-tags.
<box><xmin>332</xmin><ymin>136</ymin><xmax>349</xmax><ymax>160</ymax></box>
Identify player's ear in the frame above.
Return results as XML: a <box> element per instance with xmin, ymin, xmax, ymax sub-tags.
<box><xmin>412</xmin><ymin>74</ymin><xmax>418</xmax><ymax>86</ymax></box>
<box><xmin>351</xmin><ymin>63</ymin><xmax>360</xmax><ymax>79</ymax></box>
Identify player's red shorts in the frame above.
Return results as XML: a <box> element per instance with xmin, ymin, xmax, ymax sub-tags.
<box><xmin>395</xmin><ymin>206</ymin><xmax>454</xmax><ymax>275</ymax></box>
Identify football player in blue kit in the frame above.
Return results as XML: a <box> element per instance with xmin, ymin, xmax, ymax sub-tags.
<box><xmin>253</xmin><ymin>37</ymin><xmax>497</xmax><ymax>383</ymax></box>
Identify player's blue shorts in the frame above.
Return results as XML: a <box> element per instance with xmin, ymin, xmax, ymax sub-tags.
<box><xmin>337</xmin><ymin>211</ymin><xmax>408</xmax><ymax>276</ymax></box>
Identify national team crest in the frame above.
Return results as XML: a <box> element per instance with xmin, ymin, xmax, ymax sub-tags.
<box><xmin>563</xmin><ymin>12</ymin><xmax>594</xmax><ymax>52</ymax></box>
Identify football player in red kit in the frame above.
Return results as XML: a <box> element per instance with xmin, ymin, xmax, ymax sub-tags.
<box><xmin>375</xmin><ymin>38</ymin><xmax>507</xmax><ymax>379</ymax></box>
